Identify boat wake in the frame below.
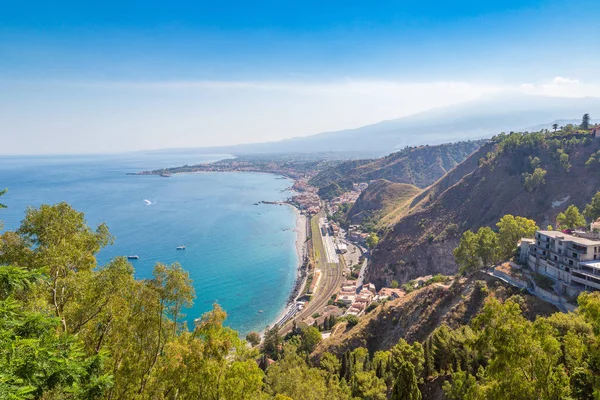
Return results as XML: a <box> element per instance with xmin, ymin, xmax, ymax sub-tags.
<box><xmin>143</xmin><ymin>199</ymin><xmax>154</xmax><ymax>206</ymax></box>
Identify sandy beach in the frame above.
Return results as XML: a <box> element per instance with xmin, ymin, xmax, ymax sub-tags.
<box><xmin>263</xmin><ymin>203</ymin><xmax>309</xmax><ymax>334</ymax></box>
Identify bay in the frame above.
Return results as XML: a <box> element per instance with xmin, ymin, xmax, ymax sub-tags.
<box><xmin>0</xmin><ymin>150</ymin><xmax>298</xmax><ymax>335</ymax></box>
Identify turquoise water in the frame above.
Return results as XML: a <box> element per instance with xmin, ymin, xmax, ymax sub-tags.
<box><xmin>0</xmin><ymin>151</ymin><xmax>298</xmax><ymax>335</ymax></box>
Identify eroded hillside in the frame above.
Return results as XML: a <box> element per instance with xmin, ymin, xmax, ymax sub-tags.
<box><xmin>367</xmin><ymin>132</ymin><xmax>600</xmax><ymax>287</ymax></box>
<box><xmin>345</xmin><ymin>180</ymin><xmax>422</xmax><ymax>229</ymax></box>
<box><xmin>310</xmin><ymin>140</ymin><xmax>485</xmax><ymax>199</ymax></box>
<box><xmin>313</xmin><ymin>272</ymin><xmax>557</xmax><ymax>359</ymax></box>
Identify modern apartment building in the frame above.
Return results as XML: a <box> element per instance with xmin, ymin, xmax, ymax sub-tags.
<box><xmin>527</xmin><ymin>230</ymin><xmax>600</xmax><ymax>296</ymax></box>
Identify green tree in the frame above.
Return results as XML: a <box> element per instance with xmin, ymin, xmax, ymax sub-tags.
<box><xmin>262</xmin><ymin>325</ymin><xmax>282</xmax><ymax>360</ymax></box>
<box><xmin>556</xmin><ymin>205</ymin><xmax>587</xmax><ymax>230</ymax></box>
<box><xmin>475</xmin><ymin>226</ymin><xmax>500</xmax><ymax>267</ymax></box>
<box><xmin>352</xmin><ymin>370</ymin><xmax>387</xmax><ymax>400</ymax></box>
<box><xmin>366</xmin><ymin>233</ymin><xmax>379</xmax><ymax>249</ymax></box>
<box><xmin>319</xmin><ymin>352</ymin><xmax>341</xmax><ymax>377</ymax></box>
<box><xmin>0</xmin><ymin>265</ymin><xmax>113</xmax><ymax>399</ymax></box>
<box><xmin>390</xmin><ymin>279</ymin><xmax>399</xmax><ymax>289</ymax></box>
<box><xmin>582</xmin><ymin>113</ymin><xmax>591</xmax><ymax>130</ymax></box>
<box><xmin>454</xmin><ymin>230</ymin><xmax>480</xmax><ymax>274</ymax></box>
<box><xmin>390</xmin><ymin>360</ymin><xmax>422</xmax><ymax>400</ymax></box>
<box><xmin>266</xmin><ymin>345</ymin><xmax>352</xmax><ymax>400</ymax></box>
<box><xmin>559</xmin><ymin>151</ymin><xmax>571</xmax><ymax>171</ymax></box>
<box><xmin>0</xmin><ymin>188</ymin><xmax>6</xmax><ymax>209</ymax></box>
<box><xmin>552</xmin><ymin>123</ymin><xmax>559</xmax><ymax>132</ymax></box>
<box><xmin>496</xmin><ymin>215</ymin><xmax>538</xmax><ymax>260</ymax></box>
<box><xmin>584</xmin><ymin>192</ymin><xmax>600</xmax><ymax>223</ymax></box>
<box><xmin>246</xmin><ymin>331</ymin><xmax>261</xmax><ymax>347</ymax></box>
<box><xmin>0</xmin><ymin>203</ymin><xmax>113</xmax><ymax>332</ymax></box>
<box><xmin>523</xmin><ymin>167</ymin><xmax>547</xmax><ymax>192</ymax></box>
<box><xmin>299</xmin><ymin>326</ymin><xmax>322</xmax><ymax>354</ymax></box>
<box><xmin>146</xmin><ymin>304</ymin><xmax>265</xmax><ymax>400</ymax></box>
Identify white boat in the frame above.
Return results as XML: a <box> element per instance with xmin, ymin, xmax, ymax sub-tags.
<box><xmin>176</xmin><ymin>245</ymin><xmax>186</xmax><ymax>250</ymax></box>
<box><xmin>127</xmin><ymin>255</ymin><xmax>139</xmax><ymax>260</ymax></box>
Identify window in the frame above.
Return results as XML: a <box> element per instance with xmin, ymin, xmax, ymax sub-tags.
<box><xmin>554</xmin><ymin>256</ymin><xmax>558</xmax><ymax>261</ymax></box>
<box><xmin>569</xmin><ymin>260</ymin><xmax>574</xmax><ymax>266</ymax></box>
<box><xmin>559</xmin><ymin>241</ymin><xmax>563</xmax><ymax>245</ymax></box>
<box><xmin>573</xmin><ymin>252</ymin><xmax>578</xmax><ymax>258</ymax></box>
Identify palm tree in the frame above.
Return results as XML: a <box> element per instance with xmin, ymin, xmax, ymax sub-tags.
<box><xmin>552</xmin><ymin>123</ymin><xmax>558</xmax><ymax>132</ymax></box>
<box><xmin>582</xmin><ymin>113</ymin><xmax>591</xmax><ymax>130</ymax></box>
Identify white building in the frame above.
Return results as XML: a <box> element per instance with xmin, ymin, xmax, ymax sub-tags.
<box><xmin>527</xmin><ymin>230</ymin><xmax>600</xmax><ymax>296</ymax></box>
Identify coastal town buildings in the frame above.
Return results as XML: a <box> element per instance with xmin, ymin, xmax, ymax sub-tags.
<box><xmin>526</xmin><ymin>230</ymin><xmax>600</xmax><ymax>296</ymax></box>
<box><xmin>376</xmin><ymin>287</ymin><xmax>404</xmax><ymax>301</ymax></box>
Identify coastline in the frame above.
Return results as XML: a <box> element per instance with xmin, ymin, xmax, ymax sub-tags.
<box><xmin>130</xmin><ymin>165</ymin><xmax>309</xmax><ymax>335</ymax></box>
<box><xmin>264</xmin><ymin>202</ymin><xmax>309</xmax><ymax>334</ymax></box>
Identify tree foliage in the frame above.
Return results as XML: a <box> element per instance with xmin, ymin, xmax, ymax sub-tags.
<box><xmin>556</xmin><ymin>204</ymin><xmax>587</xmax><ymax>230</ymax></box>
<box><xmin>522</xmin><ymin>167</ymin><xmax>547</xmax><ymax>192</ymax></box>
<box><xmin>366</xmin><ymin>233</ymin><xmax>379</xmax><ymax>249</ymax></box>
<box><xmin>584</xmin><ymin>191</ymin><xmax>600</xmax><ymax>223</ymax></box>
<box><xmin>8</xmin><ymin>202</ymin><xmax>600</xmax><ymax>399</ymax></box>
<box><xmin>496</xmin><ymin>215</ymin><xmax>538</xmax><ymax>260</ymax></box>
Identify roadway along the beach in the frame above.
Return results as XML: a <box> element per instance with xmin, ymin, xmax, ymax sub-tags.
<box><xmin>280</xmin><ymin>210</ymin><xmax>344</xmax><ymax>335</ymax></box>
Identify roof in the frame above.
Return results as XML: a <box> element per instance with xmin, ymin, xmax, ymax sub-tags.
<box><xmin>537</xmin><ymin>230</ymin><xmax>600</xmax><ymax>246</ymax></box>
<box><xmin>520</xmin><ymin>238</ymin><xmax>535</xmax><ymax>243</ymax></box>
<box><xmin>581</xmin><ymin>260</ymin><xmax>600</xmax><ymax>268</ymax></box>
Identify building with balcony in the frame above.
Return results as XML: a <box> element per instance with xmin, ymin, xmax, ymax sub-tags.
<box><xmin>527</xmin><ymin>230</ymin><xmax>600</xmax><ymax>296</ymax></box>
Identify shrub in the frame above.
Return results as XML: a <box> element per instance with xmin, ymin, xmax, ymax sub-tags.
<box><xmin>522</xmin><ymin>168</ymin><xmax>547</xmax><ymax>192</ymax></box>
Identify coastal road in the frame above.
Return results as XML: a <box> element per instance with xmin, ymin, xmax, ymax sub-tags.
<box><xmin>280</xmin><ymin>211</ymin><xmax>344</xmax><ymax>335</ymax></box>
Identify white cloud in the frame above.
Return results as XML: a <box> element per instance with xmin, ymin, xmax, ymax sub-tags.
<box><xmin>552</xmin><ymin>76</ymin><xmax>579</xmax><ymax>85</ymax></box>
<box><xmin>518</xmin><ymin>76</ymin><xmax>599</xmax><ymax>97</ymax></box>
<box><xmin>1</xmin><ymin>77</ymin><xmax>599</xmax><ymax>154</ymax></box>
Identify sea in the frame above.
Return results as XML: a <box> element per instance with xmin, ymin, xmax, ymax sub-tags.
<box><xmin>0</xmin><ymin>150</ymin><xmax>299</xmax><ymax>335</ymax></box>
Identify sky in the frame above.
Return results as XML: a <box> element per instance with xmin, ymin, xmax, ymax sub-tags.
<box><xmin>1</xmin><ymin>0</ymin><xmax>600</xmax><ymax>154</ymax></box>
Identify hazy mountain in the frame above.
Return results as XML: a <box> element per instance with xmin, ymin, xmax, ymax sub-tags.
<box><xmin>192</xmin><ymin>93</ymin><xmax>600</xmax><ymax>157</ymax></box>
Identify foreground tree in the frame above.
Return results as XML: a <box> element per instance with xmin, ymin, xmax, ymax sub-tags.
<box><xmin>299</xmin><ymin>326</ymin><xmax>322</xmax><ymax>354</ymax></box>
<box><xmin>454</xmin><ymin>230</ymin><xmax>480</xmax><ymax>274</ymax></box>
<box><xmin>246</xmin><ymin>331</ymin><xmax>261</xmax><ymax>347</ymax></box>
<box><xmin>266</xmin><ymin>345</ymin><xmax>352</xmax><ymax>400</ymax></box>
<box><xmin>262</xmin><ymin>325</ymin><xmax>283</xmax><ymax>360</ymax></box>
<box><xmin>556</xmin><ymin>205</ymin><xmax>587</xmax><ymax>230</ymax></box>
<box><xmin>475</xmin><ymin>227</ymin><xmax>500</xmax><ymax>267</ymax></box>
<box><xmin>496</xmin><ymin>215</ymin><xmax>538</xmax><ymax>260</ymax></box>
<box><xmin>0</xmin><ymin>202</ymin><xmax>113</xmax><ymax>332</ymax></box>
<box><xmin>0</xmin><ymin>188</ymin><xmax>6</xmax><ymax>209</ymax></box>
<box><xmin>391</xmin><ymin>360</ymin><xmax>422</xmax><ymax>400</ymax></box>
<box><xmin>584</xmin><ymin>191</ymin><xmax>600</xmax><ymax>223</ymax></box>
<box><xmin>0</xmin><ymin>265</ymin><xmax>113</xmax><ymax>399</ymax></box>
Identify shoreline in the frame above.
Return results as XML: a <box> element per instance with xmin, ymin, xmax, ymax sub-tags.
<box><xmin>129</xmin><ymin>167</ymin><xmax>309</xmax><ymax>335</ymax></box>
<box><xmin>264</xmin><ymin>202</ymin><xmax>309</xmax><ymax>335</ymax></box>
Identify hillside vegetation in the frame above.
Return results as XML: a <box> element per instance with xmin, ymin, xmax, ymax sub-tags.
<box><xmin>310</xmin><ymin>140</ymin><xmax>484</xmax><ymax>199</ymax></box>
<box><xmin>314</xmin><ymin>272</ymin><xmax>557</xmax><ymax>360</ymax></box>
<box><xmin>5</xmin><ymin>191</ymin><xmax>600</xmax><ymax>398</ymax></box>
<box><xmin>368</xmin><ymin>129</ymin><xmax>600</xmax><ymax>287</ymax></box>
<box><xmin>344</xmin><ymin>180</ymin><xmax>422</xmax><ymax>231</ymax></box>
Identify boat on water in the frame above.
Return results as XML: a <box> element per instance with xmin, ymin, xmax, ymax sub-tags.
<box><xmin>176</xmin><ymin>245</ymin><xmax>186</xmax><ymax>250</ymax></box>
<box><xmin>127</xmin><ymin>255</ymin><xmax>139</xmax><ymax>260</ymax></box>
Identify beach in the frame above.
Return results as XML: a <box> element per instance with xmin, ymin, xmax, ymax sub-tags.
<box><xmin>265</xmin><ymin>203</ymin><xmax>309</xmax><ymax>333</ymax></box>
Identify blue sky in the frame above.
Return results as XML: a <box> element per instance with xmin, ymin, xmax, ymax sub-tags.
<box><xmin>1</xmin><ymin>0</ymin><xmax>600</xmax><ymax>154</ymax></box>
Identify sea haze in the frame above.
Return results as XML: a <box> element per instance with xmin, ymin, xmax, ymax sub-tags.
<box><xmin>0</xmin><ymin>151</ymin><xmax>298</xmax><ymax>335</ymax></box>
